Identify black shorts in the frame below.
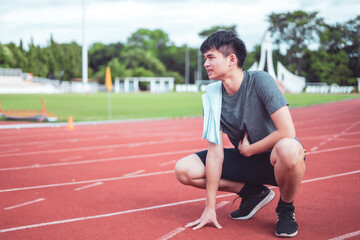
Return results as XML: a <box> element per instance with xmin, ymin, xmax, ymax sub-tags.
<box><xmin>195</xmin><ymin>148</ymin><xmax>278</xmax><ymax>186</ymax></box>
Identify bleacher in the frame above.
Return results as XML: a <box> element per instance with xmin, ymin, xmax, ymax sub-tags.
<box><xmin>0</xmin><ymin>68</ymin><xmax>98</xmax><ymax>94</ymax></box>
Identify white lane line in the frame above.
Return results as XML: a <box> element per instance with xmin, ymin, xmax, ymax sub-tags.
<box><xmin>123</xmin><ymin>170</ymin><xmax>145</xmax><ymax>177</ymax></box>
<box><xmin>97</xmin><ymin>149</ymin><xmax>115</xmax><ymax>154</ymax></box>
<box><xmin>1</xmin><ymin>164</ymin><xmax>360</xmax><ymax>194</ymax></box>
<box><xmin>157</xmin><ymin>201</ymin><xmax>229</xmax><ymax>240</ymax></box>
<box><xmin>310</xmin><ymin>146</ymin><xmax>319</xmax><ymax>151</ymax></box>
<box><xmin>0</xmin><ymin>148</ymin><xmax>204</xmax><ymax>171</ymax></box>
<box><xmin>2</xmin><ymin>142</ymin><xmax>359</xmax><ymax>172</ymax></box>
<box><xmin>60</xmin><ymin>156</ymin><xmax>81</xmax><ymax>162</ymax></box>
<box><xmin>1</xmin><ymin>148</ymin><xmax>20</xmax><ymax>154</ymax></box>
<box><xmin>328</xmin><ymin>230</ymin><xmax>360</xmax><ymax>240</ymax></box>
<box><xmin>301</xmin><ymin>170</ymin><xmax>360</xmax><ymax>184</ymax></box>
<box><xmin>307</xmin><ymin>144</ymin><xmax>360</xmax><ymax>155</ymax></box>
<box><xmin>157</xmin><ymin>227</ymin><xmax>186</xmax><ymax>240</ymax></box>
<box><xmin>4</xmin><ymin>198</ymin><xmax>45</xmax><ymax>210</ymax></box>
<box><xmin>74</xmin><ymin>182</ymin><xmax>103</xmax><ymax>191</ymax></box>
<box><xmin>0</xmin><ymin>171</ymin><xmax>358</xmax><ymax>234</ymax></box>
<box><xmin>0</xmin><ymin>137</ymin><xmax>199</xmax><ymax>158</ymax></box>
<box><xmin>300</xmin><ymin>131</ymin><xmax>360</xmax><ymax>140</ymax></box>
<box><xmin>160</xmin><ymin>160</ymin><xmax>176</xmax><ymax>167</ymax></box>
<box><xmin>215</xmin><ymin>201</ymin><xmax>229</xmax><ymax>210</ymax></box>
<box><xmin>37</xmin><ymin>144</ymin><xmax>54</xmax><ymax>148</ymax></box>
<box><xmin>0</xmin><ymin>170</ymin><xmax>174</xmax><ymax>193</ymax></box>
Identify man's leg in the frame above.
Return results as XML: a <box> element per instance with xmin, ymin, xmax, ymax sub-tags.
<box><xmin>174</xmin><ymin>153</ymin><xmax>244</xmax><ymax>193</ymax></box>
<box><xmin>175</xmin><ymin>151</ymin><xmax>275</xmax><ymax>220</ymax></box>
<box><xmin>270</xmin><ymin>138</ymin><xmax>305</xmax><ymax>202</ymax></box>
<box><xmin>270</xmin><ymin>138</ymin><xmax>306</xmax><ymax>238</ymax></box>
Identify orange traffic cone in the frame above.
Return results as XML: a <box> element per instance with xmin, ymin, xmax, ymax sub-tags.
<box><xmin>67</xmin><ymin>116</ymin><xmax>74</xmax><ymax>130</ymax></box>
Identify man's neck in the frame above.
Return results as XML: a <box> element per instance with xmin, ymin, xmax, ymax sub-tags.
<box><xmin>222</xmin><ymin>69</ymin><xmax>244</xmax><ymax>95</ymax></box>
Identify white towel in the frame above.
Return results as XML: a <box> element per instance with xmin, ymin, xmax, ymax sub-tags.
<box><xmin>201</xmin><ymin>81</ymin><xmax>222</xmax><ymax>145</ymax></box>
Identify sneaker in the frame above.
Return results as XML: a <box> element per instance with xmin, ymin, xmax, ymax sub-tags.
<box><xmin>230</xmin><ymin>186</ymin><xmax>275</xmax><ymax>220</ymax></box>
<box><xmin>275</xmin><ymin>204</ymin><xmax>298</xmax><ymax>238</ymax></box>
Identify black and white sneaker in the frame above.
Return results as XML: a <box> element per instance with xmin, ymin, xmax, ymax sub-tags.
<box><xmin>230</xmin><ymin>186</ymin><xmax>275</xmax><ymax>220</ymax></box>
<box><xmin>275</xmin><ymin>204</ymin><xmax>298</xmax><ymax>238</ymax></box>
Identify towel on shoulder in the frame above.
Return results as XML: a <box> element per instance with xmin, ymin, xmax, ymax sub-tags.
<box><xmin>201</xmin><ymin>81</ymin><xmax>222</xmax><ymax>145</ymax></box>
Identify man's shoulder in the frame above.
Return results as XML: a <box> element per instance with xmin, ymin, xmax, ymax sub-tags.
<box><xmin>247</xmin><ymin>70</ymin><xmax>272</xmax><ymax>79</ymax></box>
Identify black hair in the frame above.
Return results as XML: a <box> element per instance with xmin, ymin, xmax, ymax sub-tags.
<box><xmin>200</xmin><ymin>30</ymin><xmax>247</xmax><ymax>68</ymax></box>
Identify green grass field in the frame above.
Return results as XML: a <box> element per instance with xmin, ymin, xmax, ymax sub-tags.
<box><xmin>0</xmin><ymin>92</ymin><xmax>359</xmax><ymax>122</ymax></box>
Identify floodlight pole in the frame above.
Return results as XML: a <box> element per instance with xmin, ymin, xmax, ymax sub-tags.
<box><xmin>185</xmin><ymin>46</ymin><xmax>190</xmax><ymax>84</ymax></box>
<box><xmin>108</xmin><ymin>91</ymin><xmax>112</xmax><ymax>120</ymax></box>
<box><xmin>197</xmin><ymin>50</ymin><xmax>202</xmax><ymax>81</ymax></box>
<box><xmin>82</xmin><ymin>0</ymin><xmax>88</xmax><ymax>85</ymax></box>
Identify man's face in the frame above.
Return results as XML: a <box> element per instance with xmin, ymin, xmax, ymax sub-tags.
<box><xmin>203</xmin><ymin>48</ymin><xmax>229</xmax><ymax>80</ymax></box>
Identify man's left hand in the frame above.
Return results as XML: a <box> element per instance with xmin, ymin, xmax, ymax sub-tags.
<box><xmin>238</xmin><ymin>131</ymin><xmax>251</xmax><ymax>157</ymax></box>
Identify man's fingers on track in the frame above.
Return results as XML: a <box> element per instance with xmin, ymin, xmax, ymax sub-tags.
<box><xmin>192</xmin><ymin>221</ymin><xmax>206</xmax><ymax>230</ymax></box>
<box><xmin>214</xmin><ymin>219</ymin><xmax>222</xmax><ymax>229</ymax></box>
<box><xmin>185</xmin><ymin>219</ymin><xmax>200</xmax><ymax>228</ymax></box>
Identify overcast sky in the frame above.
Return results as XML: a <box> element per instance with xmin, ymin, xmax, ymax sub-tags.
<box><xmin>1</xmin><ymin>0</ymin><xmax>359</xmax><ymax>51</ymax></box>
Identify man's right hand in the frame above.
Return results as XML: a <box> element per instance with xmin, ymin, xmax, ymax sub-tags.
<box><xmin>185</xmin><ymin>206</ymin><xmax>222</xmax><ymax>230</ymax></box>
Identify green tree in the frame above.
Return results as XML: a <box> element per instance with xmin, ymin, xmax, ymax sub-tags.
<box><xmin>0</xmin><ymin>44</ymin><xmax>16</xmax><ymax>68</ymax></box>
<box><xmin>199</xmin><ymin>25</ymin><xmax>238</xmax><ymax>38</ymax></box>
<box><xmin>343</xmin><ymin>16</ymin><xmax>360</xmax><ymax>79</ymax></box>
<box><xmin>121</xmin><ymin>47</ymin><xmax>166</xmax><ymax>76</ymax></box>
<box><xmin>268</xmin><ymin>10</ymin><xmax>324</xmax><ymax>75</ymax></box>
<box><xmin>88</xmin><ymin>42</ymin><xmax>124</xmax><ymax>72</ymax></box>
<box><xmin>126</xmin><ymin>29</ymin><xmax>171</xmax><ymax>57</ymax></box>
<box><xmin>5</xmin><ymin>43</ymin><xmax>27</xmax><ymax>69</ymax></box>
<box><xmin>303</xmin><ymin>49</ymin><xmax>352</xmax><ymax>84</ymax></box>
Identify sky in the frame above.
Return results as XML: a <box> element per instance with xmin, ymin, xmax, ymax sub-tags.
<box><xmin>0</xmin><ymin>0</ymin><xmax>359</xmax><ymax>51</ymax></box>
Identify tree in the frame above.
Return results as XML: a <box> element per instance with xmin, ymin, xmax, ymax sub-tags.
<box><xmin>88</xmin><ymin>42</ymin><xmax>124</xmax><ymax>72</ymax></box>
<box><xmin>199</xmin><ymin>25</ymin><xmax>238</xmax><ymax>38</ymax></box>
<box><xmin>343</xmin><ymin>16</ymin><xmax>360</xmax><ymax>79</ymax></box>
<box><xmin>121</xmin><ymin>47</ymin><xmax>166</xmax><ymax>76</ymax></box>
<box><xmin>0</xmin><ymin>44</ymin><xmax>16</xmax><ymax>68</ymax></box>
<box><xmin>126</xmin><ymin>29</ymin><xmax>171</xmax><ymax>57</ymax></box>
<box><xmin>268</xmin><ymin>10</ymin><xmax>324</xmax><ymax>75</ymax></box>
<box><xmin>303</xmin><ymin>48</ymin><xmax>353</xmax><ymax>85</ymax></box>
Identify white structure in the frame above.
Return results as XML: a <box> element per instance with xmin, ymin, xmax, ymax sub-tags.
<box><xmin>277</xmin><ymin>62</ymin><xmax>306</xmax><ymax>93</ymax></box>
<box><xmin>305</xmin><ymin>83</ymin><xmax>354</xmax><ymax>94</ymax></box>
<box><xmin>257</xmin><ymin>32</ymin><xmax>277</xmax><ymax>80</ymax></box>
<box><xmin>114</xmin><ymin>77</ymin><xmax>174</xmax><ymax>93</ymax></box>
<box><xmin>250</xmin><ymin>32</ymin><xmax>306</xmax><ymax>93</ymax></box>
<box><xmin>175</xmin><ymin>84</ymin><xmax>199</xmax><ymax>92</ymax></box>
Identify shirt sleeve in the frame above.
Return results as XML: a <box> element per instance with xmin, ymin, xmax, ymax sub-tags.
<box><xmin>254</xmin><ymin>71</ymin><xmax>288</xmax><ymax>115</ymax></box>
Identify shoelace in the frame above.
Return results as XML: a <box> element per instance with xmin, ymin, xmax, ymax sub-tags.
<box><xmin>231</xmin><ymin>196</ymin><xmax>250</xmax><ymax>208</ymax></box>
<box><xmin>231</xmin><ymin>196</ymin><xmax>241</xmax><ymax>207</ymax></box>
<box><xmin>276</xmin><ymin>208</ymin><xmax>296</xmax><ymax>222</ymax></box>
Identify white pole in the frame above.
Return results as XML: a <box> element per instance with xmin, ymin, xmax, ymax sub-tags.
<box><xmin>82</xmin><ymin>0</ymin><xmax>88</xmax><ymax>85</ymax></box>
<box><xmin>197</xmin><ymin>50</ymin><xmax>202</xmax><ymax>81</ymax></box>
<box><xmin>185</xmin><ymin>47</ymin><xmax>190</xmax><ymax>85</ymax></box>
<box><xmin>108</xmin><ymin>91</ymin><xmax>112</xmax><ymax>120</ymax></box>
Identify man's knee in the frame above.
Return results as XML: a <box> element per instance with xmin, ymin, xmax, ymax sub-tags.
<box><xmin>174</xmin><ymin>154</ymin><xmax>205</xmax><ymax>185</ymax></box>
<box><xmin>271</xmin><ymin>138</ymin><xmax>304</xmax><ymax>170</ymax></box>
<box><xmin>174</xmin><ymin>158</ymin><xmax>189</xmax><ymax>184</ymax></box>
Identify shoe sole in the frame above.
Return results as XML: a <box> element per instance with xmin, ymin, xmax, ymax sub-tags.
<box><xmin>230</xmin><ymin>189</ymin><xmax>275</xmax><ymax>220</ymax></box>
<box><xmin>275</xmin><ymin>230</ymin><xmax>298</xmax><ymax>238</ymax></box>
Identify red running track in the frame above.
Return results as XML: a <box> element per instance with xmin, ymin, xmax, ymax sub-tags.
<box><xmin>0</xmin><ymin>99</ymin><xmax>359</xmax><ymax>240</ymax></box>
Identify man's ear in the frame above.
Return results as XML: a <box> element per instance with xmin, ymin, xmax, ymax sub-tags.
<box><xmin>228</xmin><ymin>54</ymin><xmax>237</xmax><ymax>66</ymax></box>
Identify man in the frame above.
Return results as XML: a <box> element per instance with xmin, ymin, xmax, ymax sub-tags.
<box><xmin>174</xmin><ymin>30</ymin><xmax>306</xmax><ymax>238</ymax></box>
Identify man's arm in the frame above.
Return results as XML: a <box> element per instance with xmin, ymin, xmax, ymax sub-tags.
<box><xmin>238</xmin><ymin>105</ymin><xmax>295</xmax><ymax>157</ymax></box>
<box><xmin>186</xmin><ymin>132</ymin><xmax>224</xmax><ymax>230</ymax></box>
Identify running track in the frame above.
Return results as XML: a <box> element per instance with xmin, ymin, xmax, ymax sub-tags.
<box><xmin>0</xmin><ymin>99</ymin><xmax>359</xmax><ymax>240</ymax></box>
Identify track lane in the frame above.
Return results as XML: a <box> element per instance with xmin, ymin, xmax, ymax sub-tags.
<box><xmin>0</xmin><ymin>99</ymin><xmax>359</xmax><ymax>239</ymax></box>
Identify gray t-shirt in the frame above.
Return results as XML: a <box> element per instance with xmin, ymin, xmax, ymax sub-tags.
<box><xmin>220</xmin><ymin>70</ymin><xmax>288</xmax><ymax>149</ymax></box>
